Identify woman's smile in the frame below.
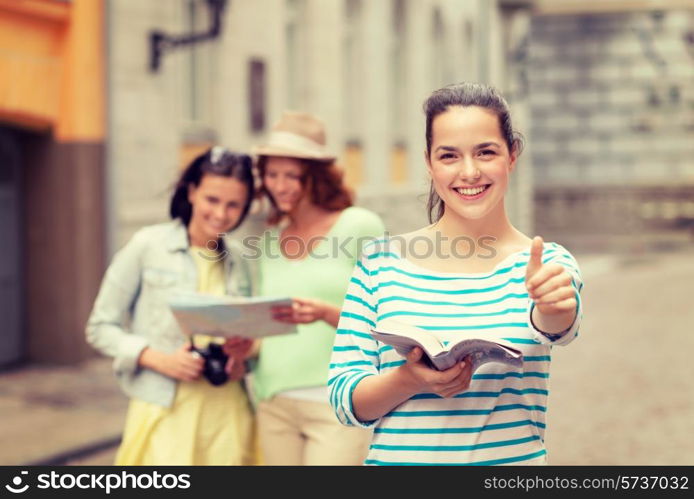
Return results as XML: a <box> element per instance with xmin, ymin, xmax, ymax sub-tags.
<box><xmin>452</xmin><ymin>183</ymin><xmax>491</xmax><ymax>200</ymax></box>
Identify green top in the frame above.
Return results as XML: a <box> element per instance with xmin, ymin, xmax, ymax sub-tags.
<box><xmin>253</xmin><ymin>206</ymin><xmax>385</xmax><ymax>401</ymax></box>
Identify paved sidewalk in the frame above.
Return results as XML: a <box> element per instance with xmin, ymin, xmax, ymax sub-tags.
<box><xmin>1</xmin><ymin>249</ymin><xmax>692</xmax><ymax>465</ymax></box>
<box><xmin>0</xmin><ymin>357</ymin><xmax>127</xmax><ymax>465</ymax></box>
<box><xmin>546</xmin><ymin>249</ymin><xmax>694</xmax><ymax>464</ymax></box>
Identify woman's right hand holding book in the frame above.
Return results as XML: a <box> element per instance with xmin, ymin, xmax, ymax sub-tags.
<box><xmin>400</xmin><ymin>347</ymin><xmax>473</xmax><ymax>398</ymax></box>
<box><xmin>352</xmin><ymin>347</ymin><xmax>472</xmax><ymax>422</ymax></box>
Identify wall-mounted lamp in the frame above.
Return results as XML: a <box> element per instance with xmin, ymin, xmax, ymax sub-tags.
<box><xmin>149</xmin><ymin>0</ymin><xmax>229</xmax><ymax>72</ymax></box>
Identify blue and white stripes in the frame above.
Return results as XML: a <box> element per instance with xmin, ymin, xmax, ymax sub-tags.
<box><xmin>329</xmin><ymin>240</ymin><xmax>583</xmax><ymax>465</ymax></box>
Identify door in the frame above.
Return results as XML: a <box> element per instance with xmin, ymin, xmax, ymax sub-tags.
<box><xmin>0</xmin><ymin>127</ymin><xmax>23</xmax><ymax>366</ymax></box>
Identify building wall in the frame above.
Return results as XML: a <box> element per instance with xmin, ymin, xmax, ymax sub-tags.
<box><xmin>527</xmin><ymin>9</ymin><xmax>694</xmax><ymax>185</ymax></box>
<box><xmin>525</xmin><ymin>8</ymin><xmax>694</xmax><ymax>251</ymax></box>
<box><xmin>108</xmin><ymin>0</ymin><xmax>188</xmax><ymax>245</ymax></box>
<box><xmin>108</xmin><ymin>0</ymin><xmax>532</xmax><ymax>248</ymax></box>
<box><xmin>0</xmin><ymin>0</ymin><xmax>106</xmax><ymax>364</ymax></box>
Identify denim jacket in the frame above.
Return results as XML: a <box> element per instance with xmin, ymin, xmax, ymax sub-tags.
<box><xmin>85</xmin><ymin>220</ymin><xmax>255</xmax><ymax>407</ymax></box>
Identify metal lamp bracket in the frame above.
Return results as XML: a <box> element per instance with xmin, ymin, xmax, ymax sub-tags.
<box><xmin>149</xmin><ymin>0</ymin><xmax>229</xmax><ymax>72</ymax></box>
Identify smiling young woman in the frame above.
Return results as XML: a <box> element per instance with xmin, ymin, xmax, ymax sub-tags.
<box><xmin>240</xmin><ymin>111</ymin><xmax>385</xmax><ymax>466</ymax></box>
<box><xmin>329</xmin><ymin>82</ymin><xmax>584</xmax><ymax>466</ymax></box>
<box><xmin>86</xmin><ymin>147</ymin><xmax>259</xmax><ymax>465</ymax></box>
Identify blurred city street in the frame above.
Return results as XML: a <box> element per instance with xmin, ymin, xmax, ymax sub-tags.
<box><xmin>1</xmin><ymin>245</ymin><xmax>692</xmax><ymax>466</ymax></box>
<box><xmin>0</xmin><ymin>355</ymin><xmax>125</xmax><ymax>465</ymax></box>
<box><xmin>1</xmin><ymin>0</ymin><xmax>692</xmax><ymax>469</ymax></box>
<box><xmin>546</xmin><ymin>246</ymin><xmax>694</xmax><ymax>465</ymax></box>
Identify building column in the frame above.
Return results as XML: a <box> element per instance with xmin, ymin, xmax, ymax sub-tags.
<box><xmin>501</xmin><ymin>6</ymin><xmax>534</xmax><ymax>235</ymax></box>
<box><xmin>358</xmin><ymin>0</ymin><xmax>390</xmax><ymax>192</ymax></box>
<box><xmin>304</xmin><ymin>0</ymin><xmax>344</xmax><ymax>153</ymax></box>
<box><xmin>404</xmin><ymin>0</ymin><xmax>430</xmax><ymax>191</ymax></box>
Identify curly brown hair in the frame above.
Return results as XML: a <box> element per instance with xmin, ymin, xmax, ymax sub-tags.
<box><xmin>256</xmin><ymin>156</ymin><xmax>353</xmax><ymax>225</ymax></box>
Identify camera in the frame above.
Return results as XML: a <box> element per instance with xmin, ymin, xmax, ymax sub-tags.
<box><xmin>191</xmin><ymin>342</ymin><xmax>229</xmax><ymax>386</ymax></box>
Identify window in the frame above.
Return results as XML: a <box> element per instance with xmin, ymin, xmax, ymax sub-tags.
<box><xmin>390</xmin><ymin>0</ymin><xmax>408</xmax><ymax>185</ymax></box>
<box><xmin>248</xmin><ymin>58</ymin><xmax>266</xmax><ymax>133</ymax></box>
<box><xmin>391</xmin><ymin>0</ymin><xmax>407</xmax><ymax>141</ymax></box>
<box><xmin>343</xmin><ymin>0</ymin><xmax>364</xmax><ymax>143</ymax></box>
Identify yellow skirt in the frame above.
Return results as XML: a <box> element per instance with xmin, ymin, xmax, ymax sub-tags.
<box><xmin>115</xmin><ymin>378</ymin><xmax>258</xmax><ymax>466</ymax></box>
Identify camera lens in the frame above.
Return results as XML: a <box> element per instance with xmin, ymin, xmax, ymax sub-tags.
<box><xmin>203</xmin><ymin>344</ymin><xmax>229</xmax><ymax>386</ymax></box>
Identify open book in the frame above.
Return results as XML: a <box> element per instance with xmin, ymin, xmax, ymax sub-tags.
<box><xmin>168</xmin><ymin>293</ymin><xmax>297</xmax><ymax>339</ymax></box>
<box><xmin>371</xmin><ymin>320</ymin><xmax>523</xmax><ymax>372</ymax></box>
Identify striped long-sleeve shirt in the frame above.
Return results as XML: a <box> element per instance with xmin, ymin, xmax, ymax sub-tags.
<box><xmin>328</xmin><ymin>239</ymin><xmax>583</xmax><ymax>466</ymax></box>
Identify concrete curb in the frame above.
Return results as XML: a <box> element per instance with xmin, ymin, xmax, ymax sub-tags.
<box><xmin>25</xmin><ymin>435</ymin><xmax>122</xmax><ymax>466</ymax></box>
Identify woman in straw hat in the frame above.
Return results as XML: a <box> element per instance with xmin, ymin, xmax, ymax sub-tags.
<box><xmin>245</xmin><ymin>111</ymin><xmax>385</xmax><ymax>465</ymax></box>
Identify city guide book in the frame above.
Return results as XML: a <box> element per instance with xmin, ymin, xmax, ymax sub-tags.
<box><xmin>168</xmin><ymin>293</ymin><xmax>297</xmax><ymax>339</ymax></box>
<box><xmin>370</xmin><ymin>320</ymin><xmax>523</xmax><ymax>372</ymax></box>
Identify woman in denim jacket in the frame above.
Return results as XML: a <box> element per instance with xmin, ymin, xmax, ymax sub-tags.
<box><xmin>86</xmin><ymin>147</ymin><xmax>257</xmax><ymax>465</ymax></box>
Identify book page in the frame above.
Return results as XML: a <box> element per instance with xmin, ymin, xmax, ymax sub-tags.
<box><xmin>371</xmin><ymin>320</ymin><xmax>444</xmax><ymax>358</ymax></box>
<box><xmin>437</xmin><ymin>339</ymin><xmax>523</xmax><ymax>372</ymax></box>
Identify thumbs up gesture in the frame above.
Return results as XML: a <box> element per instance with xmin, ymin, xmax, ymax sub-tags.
<box><xmin>525</xmin><ymin>236</ymin><xmax>577</xmax><ymax>317</ymax></box>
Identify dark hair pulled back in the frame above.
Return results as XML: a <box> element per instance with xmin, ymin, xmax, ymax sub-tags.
<box><xmin>423</xmin><ymin>82</ymin><xmax>524</xmax><ymax>223</ymax></box>
<box><xmin>169</xmin><ymin>147</ymin><xmax>255</xmax><ymax>232</ymax></box>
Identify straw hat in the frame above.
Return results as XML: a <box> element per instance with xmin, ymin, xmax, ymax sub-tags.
<box><xmin>253</xmin><ymin>111</ymin><xmax>336</xmax><ymax>162</ymax></box>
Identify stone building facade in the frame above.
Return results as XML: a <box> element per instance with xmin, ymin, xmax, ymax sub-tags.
<box><xmin>107</xmin><ymin>0</ymin><xmax>534</xmax><ymax>249</ymax></box>
<box><xmin>524</xmin><ymin>5</ymin><xmax>694</xmax><ymax>251</ymax></box>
